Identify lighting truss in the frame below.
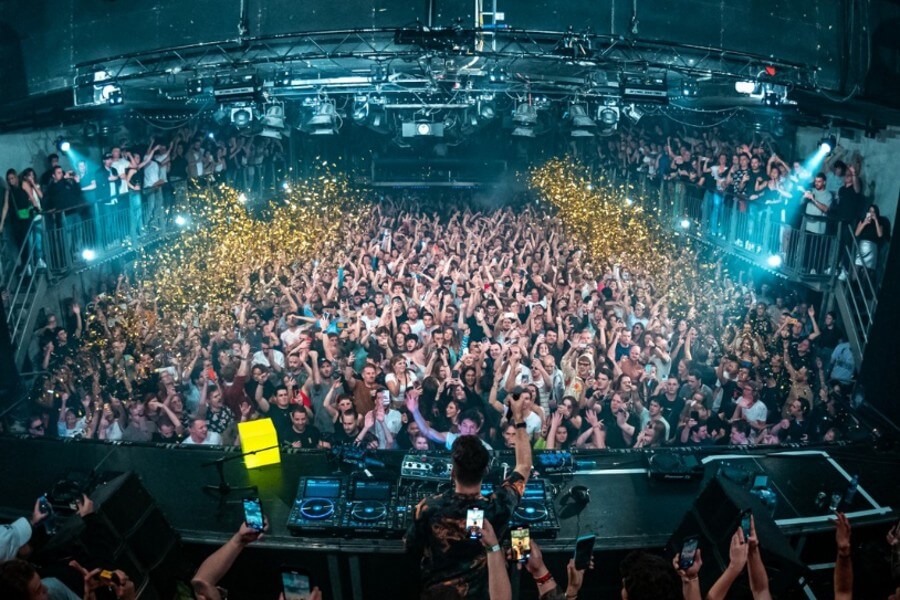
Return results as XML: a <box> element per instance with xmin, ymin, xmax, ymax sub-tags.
<box><xmin>72</xmin><ymin>27</ymin><xmax>823</xmax><ymax>103</ymax></box>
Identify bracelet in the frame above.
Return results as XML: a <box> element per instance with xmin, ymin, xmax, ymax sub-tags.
<box><xmin>515</xmin><ymin>421</ymin><xmax>527</xmax><ymax>429</ymax></box>
<box><xmin>486</xmin><ymin>544</ymin><xmax>502</xmax><ymax>553</ymax></box>
<box><xmin>533</xmin><ymin>570</ymin><xmax>553</xmax><ymax>585</ymax></box>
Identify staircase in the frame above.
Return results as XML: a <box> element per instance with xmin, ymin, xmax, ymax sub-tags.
<box><xmin>832</xmin><ymin>227</ymin><xmax>879</xmax><ymax>366</ymax></box>
<box><xmin>1</xmin><ymin>221</ymin><xmax>48</xmax><ymax>370</ymax></box>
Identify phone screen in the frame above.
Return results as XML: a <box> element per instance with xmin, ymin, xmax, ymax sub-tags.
<box><xmin>573</xmin><ymin>534</ymin><xmax>596</xmax><ymax>570</ymax></box>
<box><xmin>466</xmin><ymin>508</ymin><xmax>484</xmax><ymax>539</ymax></box>
<box><xmin>281</xmin><ymin>570</ymin><xmax>311</xmax><ymax>600</ymax></box>
<box><xmin>451</xmin><ymin>369</ymin><xmax>460</xmax><ymax>379</ymax></box>
<box><xmin>378</xmin><ymin>389</ymin><xmax>390</xmax><ymax>406</ymax></box>
<box><xmin>511</xmin><ymin>527</ymin><xmax>531</xmax><ymax>563</ymax></box>
<box><xmin>243</xmin><ymin>497</ymin><xmax>265</xmax><ymax>531</ymax></box>
<box><xmin>679</xmin><ymin>537</ymin><xmax>699</xmax><ymax>569</ymax></box>
<box><xmin>38</xmin><ymin>495</ymin><xmax>53</xmax><ymax>515</ymax></box>
<box><xmin>740</xmin><ymin>509</ymin><xmax>752</xmax><ymax>540</ymax></box>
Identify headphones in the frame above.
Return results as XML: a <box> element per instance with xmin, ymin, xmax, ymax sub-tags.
<box><xmin>567</xmin><ymin>485</ymin><xmax>591</xmax><ymax>504</ymax></box>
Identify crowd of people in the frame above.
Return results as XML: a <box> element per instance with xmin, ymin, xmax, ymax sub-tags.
<box><xmin>588</xmin><ymin>122</ymin><xmax>892</xmax><ymax>282</ymax></box>
<box><xmin>0</xmin><ymin>125</ymin><xmax>287</xmax><ymax>274</ymax></box>
<box><xmin>22</xmin><ymin>185</ymin><xmax>860</xmax><ymax>454</ymax></box>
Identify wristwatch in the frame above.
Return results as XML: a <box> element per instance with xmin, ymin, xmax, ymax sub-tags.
<box><xmin>486</xmin><ymin>544</ymin><xmax>502</xmax><ymax>553</ymax></box>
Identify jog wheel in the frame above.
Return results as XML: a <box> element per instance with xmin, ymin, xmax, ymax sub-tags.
<box><xmin>351</xmin><ymin>500</ymin><xmax>387</xmax><ymax>522</ymax></box>
<box><xmin>300</xmin><ymin>498</ymin><xmax>336</xmax><ymax>520</ymax></box>
<box><xmin>514</xmin><ymin>500</ymin><xmax>548</xmax><ymax>522</ymax></box>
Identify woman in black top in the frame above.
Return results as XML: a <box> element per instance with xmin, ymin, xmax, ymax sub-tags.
<box><xmin>2</xmin><ymin>169</ymin><xmax>37</xmax><ymax>270</ymax></box>
<box><xmin>853</xmin><ymin>204</ymin><xmax>884</xmax><ymax>276</ymax></box>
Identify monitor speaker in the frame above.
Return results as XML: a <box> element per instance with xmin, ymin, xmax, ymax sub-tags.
<box><xmin>80</xmin><ymin>472</ymin><xmax>183</xmax><ymax>600</ymax></box>
<box><xmin>668</xmin><ymin>474</ymin><xmax>808</xmax><ymax>597</ymax></box>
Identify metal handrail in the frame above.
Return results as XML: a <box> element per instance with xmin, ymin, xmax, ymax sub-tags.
<box><xmin>609</xmin><ymin>171</ymin><xmax>844</xmax><ymax>281</ymax></box>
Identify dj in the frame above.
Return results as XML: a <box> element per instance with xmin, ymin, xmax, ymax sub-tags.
<box><xmin>405</xmin><ymin>391</ymin><xmax>531</xmax><ymax>599</ymax></box>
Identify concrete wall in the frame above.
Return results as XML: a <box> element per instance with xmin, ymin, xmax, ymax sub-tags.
<box><xmin>796</xmin><ymin>126</ymin><xmax>900</xmax><ymax>227</ymax></box>
<box><xmin>0</xmin><ymin>127</ymin><xmax>104</xmax><ymax>179</ymax></box>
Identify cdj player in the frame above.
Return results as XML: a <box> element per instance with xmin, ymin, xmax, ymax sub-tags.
<box><xmin>288</xmin><ymin>476</ymin><xmax>407</xmax><ymax>538</ymax></box>
<box><xmin>396</xmin><ymin>477</ymin><xmax>560</xmax><ymax>539</ymax></box>
<box><xmin>339</xmin><ymin>478</ymin><xmax>405</xmax><ymax>537</ymax></box>
<box><xmin>486</xmin><ymin>479</ymin><xmax>560</xmax><ymax>538</ymax></box>
<box><xmin>287</xmin><ymin>477</ymin><xmax>344</xmax><ymax>536</ymax></box>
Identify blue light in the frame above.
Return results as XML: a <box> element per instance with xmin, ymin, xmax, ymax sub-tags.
<box><xmin>59</xmin><ymin>141</ymin><xmax>71</xmax><ymax>152</ymax></box>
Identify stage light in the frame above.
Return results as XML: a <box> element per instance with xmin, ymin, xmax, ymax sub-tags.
<box><xmin>568</xmin><ymin>104</ymin><xmax>596</xmax><ymax>128</ymax></box>
<box><xmin>586</xmin><ymin>184</ymin><xmax>593</xmax><ymax>191</ymax></box>
<box><xmin>282</xmin><ymin>182</ymin><xmax>291</xmax><ymax>191</ymax></box>
<box><xmin>416</xmin><ymin>122</ymin><xmax>432</xmax><ymax>136</ymax></box>
<box><xmin>99</xmin><ymin>83</ymin><xmax>123</xmax><ymax>105</ymax></box>
<box><xmin>819</xmin><ymin>135</ymin><xmax>836</xmax><ymax>154</ymax></box>
<box><xmin>735</xmin><ymin>80</ymin><xmax>757</xmax><ymax>94</ymax></box>
<box><xmin>679</xmin><ymin>218</ymin><xmax>691</xmax><ymax>229</ymax></box>
<box><xmin>81</xmin><ymin>248</ymin><xmax>97</xmax><ymax>261</ymax></box>
<box><xmin>59</xmin><ymin>140</ymin><xmax>71</xmax><ymax>152</ymax></box>
<box><xmin>352</xmin><ymin>97</ymin><xmax>369</xmax><ymax>123</ymax></box>
<box><xmin>767</xmin><ymin>254</ymin><xmax>783</xmax><ymax>268</ymax></box>
<box><xmin>625</xmin><ymin>197</ymin><xmax>634</xmax><ymax>205</ymax></box>
<box><xmin>231</xmin><ymin>106</ymin><xmax>253</xmax><ymax>127</ymax></box>
<box><xmin>238</xmin><ymin>192</ymin><xmax>248</xmax><ymax>204</ymax></box>
<box><xmin>174</xmin><ymin>215</ymin><xmax>188</xmax><ymax>227</ymax></box>
<box><xmin>479</xmin><ymin>104</ymin><xmax>496</xmax><ymax>120</ymax></box>
<box><xmin>512</xmin><ymin>103</ymin><xmax>538</xmax><ymax>125</ymax></box>
<box><xmin>598</xmin><ymin>107</ymin><xmax>619</xmax><ymax>127</ymax></box>
<box><xmin>207</xmin><ymin>132</ymin><xmax>215</xmax><ymax>139</ymax></box>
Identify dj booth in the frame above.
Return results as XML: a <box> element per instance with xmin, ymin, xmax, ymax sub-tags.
<box><xmin>0</xmin><ymin>436</ymin><xmax>895</xmax><ymax>599</ymax></box>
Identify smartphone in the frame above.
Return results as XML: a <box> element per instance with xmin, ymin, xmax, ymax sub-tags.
<box><xmin>511</xmin><ymin>527</ymin><xmax>531</xmax><ymax>563</ymax></box>
<box><xmin>679</xmin><ymin>536</ymin><xmax>700</xmax><ymax>570</ymax></box>
<box><xmin>573</xmin><ymin>534</ymin><xmax>596</xmax><ymax>570</ymax></box>
<box><xmin>378</xmin><ymin>389</ymin><xmax>390</xmax><ymax>406</ymax></box>
<box><xmin>466</xmin><ymin>508</ymin><xmax>484</xmax><ymax>539</ymax></box>
<box><xmin>96</xmin><ymin>570</ymin><xmax>122</xmax><ymax>585</ymax></box>
<box><xmin>38</xmin><ymin>495</ymin><xmax>53</xmax><ymax>516</ymax></box>
<box><xmin>752</xmin><ymin>475</ymin><xmax>769</xmax><ymax>489</ymax></box>
<box><xmin>243</xmin><ymin>496</ymin><xmax>265</xmax><ymax>532</ymax></box>
<box><xmin>451</xmin><ymin>369</ymin><xmax>460</xmax><ymax>379</ymax></box>
<box><xmin>740</xmin><ymin>509</ymin><xmax>752</xmax><ymax>541</ymax></box>
<box><xmin>281</xmin><ymin>569</ymin><xmax>311</xmax><ymax>600</ymax></box>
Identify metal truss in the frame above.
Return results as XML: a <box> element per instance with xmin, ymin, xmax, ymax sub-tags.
<box><xmin>74</xmin><ymin>27</ymin><xmax>823</xmax><ymax>97</ymax></box>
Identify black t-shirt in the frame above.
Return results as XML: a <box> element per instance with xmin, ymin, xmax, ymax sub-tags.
<box><xmin>598</xmin><ymin>406</ymin><xmax>640</xmax><ymax>448</ymax></box>
<box><xmin>281</xmin><ymin>424</ymin><xmax>321</xmax><ymax>448</ymax></box>
<box><xmin>836</xmin><ymin>186</ymin><xmax>865</xmax><ymax>224</ymax></box>
<box><xmin>465</xmin><ymin>316</ymin><xmax>488</xmax><ymax>342</ymax></box>
<box><xmin>655</xmin><ymin>394</ymin><xmax>685</xmax><ymax>438</ymax></box>
<box><xmin>264</xmin><ymin>404</ymin><xmax>293</xmax><ymax>439</ymax></box>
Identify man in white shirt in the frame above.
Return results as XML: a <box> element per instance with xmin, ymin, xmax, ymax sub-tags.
<box><xmin>181</xmin><ymin>418</ymin><xmax>223</xmax><ymax>445</ymax></box>
<box><xmin>110</xmin><ymin>146</ymin><xmax>130</xmax><ymax>196</ymax></box>
<box><xmin>142</xmin><ymin>144</ymin><xmax>167</xmax><ymax>228</ymax></box>
<box><xmin>734</xmin><ymin>382</ymin><xmax>768</xmax><ymax>440</ymax></box>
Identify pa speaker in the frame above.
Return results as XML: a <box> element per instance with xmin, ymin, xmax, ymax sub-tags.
<box><xmin>668</xmin><ymin>474</ymin><xmax>808</xmax><ymax>598</ymax></box>
<box><xmin>81</xmin><ymin>472</ymin><xmax>183</xmax><ymax>600</ymax></box>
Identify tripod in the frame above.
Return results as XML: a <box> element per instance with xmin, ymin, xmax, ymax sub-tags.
<box><xmin>201</xmin><ymin>444</ymin><xmax>280</xmax><ymax>496</ymax></box>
